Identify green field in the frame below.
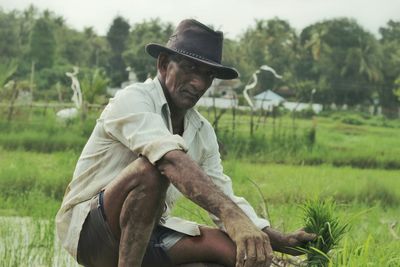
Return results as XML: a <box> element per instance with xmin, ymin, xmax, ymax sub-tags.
<box><xmin>0</xmin><ymin>108</ymin><xmax>400</xmax><ymax>266</ymax></box>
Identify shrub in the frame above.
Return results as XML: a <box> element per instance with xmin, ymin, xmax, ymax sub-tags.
<box><xmin>296</xmin><ymin>108</ymin><xmax>316</xmax><ymax>119</ymax></box>
<box><xmin>340</xmin><ymin>115</ymin><xmax>364</xmax><ymax>125</ymax></box>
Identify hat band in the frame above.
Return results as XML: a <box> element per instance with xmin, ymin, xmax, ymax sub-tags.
<box><xmin>173</xmin><ymin>48</ymin><xmax>217</xmax><ymax>64</ymax></box>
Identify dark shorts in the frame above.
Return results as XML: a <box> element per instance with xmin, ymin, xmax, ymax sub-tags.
<box><xmin>77</xmin><ymin>191</ymin><xmax>182</xmax><ymax>267</ymax></box>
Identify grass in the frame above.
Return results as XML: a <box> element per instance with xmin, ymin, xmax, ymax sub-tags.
<box><xmin>1</xmin><ymin>151</ymin><xmax>399</xmax><ymax>266</ymax></box>
<box><xmin>0</xmin><ymin>149</ymin><xmax>76</xmax><ymax>217</ymax></box>
<box><xmin>1</xmin><ymin>107</ymin><xmax>400</xmax><ymax>266</ymax></box>
<box><xmin>209</xmin><ymin>109</ymin><xmax>400</xmax><ymax>169</ymax></box>
<box><xmin>172</xmin><ymin>161</ymin><xmax>400</xmax><ymax>267</ymax></box>
<box><xmin>0</xmin><ymin>106</ymin><xmax>97</xmax><ymax>152</ymax></box>
<box><xmin>301</xmin><ymin>199</ymin><xmax>349</xmax><ymax>266</ymax></box>
<box><xmin>2</xmin><ymin>106</ymin><xmax>400</xmax><ymax>169</ymax></box>
<box><xmin>0</xmin><ymin>216</ymin><xmax>79</xmax><ymax>267</ymax></box>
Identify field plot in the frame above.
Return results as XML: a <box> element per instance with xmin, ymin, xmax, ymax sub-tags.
<box><xmin>1</xmin><ymin>150</ymin><xmax>399</xmax><ymax>266</ymax></box>
<box><xmin>0</xmin><ymin>216</ymin><xmax>78</xmax><ymax>267</ymax></box>
<box><xmin>174</xmin><ymin>162</ymin><xmax>400</xmax><ymax>266</ymax></box>
<box><xmin>0</xmin><ymin>109</ymin><xmax>399</xmax><ymax>266</ymax></box>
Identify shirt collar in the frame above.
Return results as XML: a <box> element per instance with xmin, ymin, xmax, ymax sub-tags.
<box><xmin>153</xmin><ymin>77</ymin><xmax>204</xmax><ymax>131</ymax></box>
<box><xmin>153</xmin><ymin>77</ymin><xmax>168</xmax><ymax>108</ymax></box>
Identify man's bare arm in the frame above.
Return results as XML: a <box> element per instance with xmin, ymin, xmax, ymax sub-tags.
<box><xmin>156</xmin><ymin>150</ymin><xmax>273</xmax><ymax>267</ymax></box>
<box><xmin>263</xmin><ymin>227</ymin><xmax>316</xmax><ymax>256</ymax></box>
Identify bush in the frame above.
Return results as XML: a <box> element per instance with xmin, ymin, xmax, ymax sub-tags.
<box><xmin>0</xmin><ymin>107</ymin><xmax>98</xmax><ymax>152</ymax></box>
<box><xmin>0</xmin><ymin>130</ymin><xmax>86</xmax><ymax>152</ymax></box>
<box><xmin>340</xmin><ymin>115</ymin><xmax>364</xmax><ymax>125</ymax></box>
<box><xmin>296</xmin><ymin>108</ymin><xmax>316</xmax><ymax>119</ymax></box>
<box><xmin>357</xmin><ymin>182</ymin><xmax>399</xmax><ymax>207</ymax></box>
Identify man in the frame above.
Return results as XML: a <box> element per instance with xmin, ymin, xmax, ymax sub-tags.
<box><xmin>56</xmin><ymin>19</ymin><xmax>314</xmax><ymax>267</ymax></box>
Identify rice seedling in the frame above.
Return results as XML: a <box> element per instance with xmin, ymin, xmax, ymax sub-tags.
<box><xmin>300</xmin><ymin>199</ymin><xmax>349</xmax><ymax>267</ymax></box>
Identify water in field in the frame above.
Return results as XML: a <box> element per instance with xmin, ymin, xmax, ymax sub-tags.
<box><xmin>0</xmin><ymin>216</ymin><xmax>79</xmax><ymax>267</ymax></box>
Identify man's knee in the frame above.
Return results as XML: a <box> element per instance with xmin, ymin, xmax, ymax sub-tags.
<box><xmin>118</xmin><ymin>157</ymin><xmax>169</xmax><ymax>227</ymax></box>
<box><xmin>124</xmin><ymin>156</ymin><xmax>169</xmax><ymax>196</ymax></box>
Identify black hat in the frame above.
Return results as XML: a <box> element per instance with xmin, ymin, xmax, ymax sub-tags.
<box><xmin>146</xmin><ymin>19</ymin><xmax>239</xmax><ymax>80</ymax></box>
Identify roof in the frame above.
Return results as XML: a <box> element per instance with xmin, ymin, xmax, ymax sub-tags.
<box><xmin>254</xmin><ymin>90</ymin><xmax>285</xmax><ymax>102</ymax></box>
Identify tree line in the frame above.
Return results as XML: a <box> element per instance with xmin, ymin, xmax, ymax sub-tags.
<box><xmin>1</xmin><ymin>5</ymin><xmax>399</xmax><ymax>116</ymax></box>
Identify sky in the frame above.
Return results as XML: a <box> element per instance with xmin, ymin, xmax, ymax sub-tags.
<box><xmin>1</xmin><ymin>0</ymin><xmax>400</xmax><ymax>38</ymax></box>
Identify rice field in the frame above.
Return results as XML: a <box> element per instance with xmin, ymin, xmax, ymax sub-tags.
<box><xmin>1</xmin><ymin>108</ymin><xmax>399</xmax><ymax>266</ymax></box>
<box><xmin>1</xmin><ymin>149</ymin><xmax>399</xmax><ymax>266</ymax></box>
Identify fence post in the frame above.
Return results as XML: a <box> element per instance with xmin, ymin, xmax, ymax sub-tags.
<box><xmin>250</xmin><ymin>109</ymin><xmax>254</xmax><ymax>137</ymax></box>
<box><xmin>43</xmin><ymin>100</ymin><xmax>49</xmax><ymax>116</ymax></box>
<box><xmin>232</xmin><ymin>105</ymin><xmax>236</xmax><ymax>136</ymax></box>
<box><xmin>7</xmin><ymin>82</ymin><xmax>18</xmax><ymax>123</ymax></box>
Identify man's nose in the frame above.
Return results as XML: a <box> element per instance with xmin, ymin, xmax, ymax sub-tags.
<box><xmin>189</xmin><ymin>74</ymin><xmax>210</xmax><ymax>91</ymax></box>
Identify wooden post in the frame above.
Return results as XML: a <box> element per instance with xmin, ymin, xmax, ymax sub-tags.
<box><xmin>212</xmin><ymin>95</ymin><xmax>217</xmax><ymax>127</ymax></box>
<box><xmin>43</xmin><ymin>99</ymin><xmax>49</xmax><ymax>116</ymax></box>
<box><xmin>56</xmin><ymin>82</ymin><xmax>63</xmax><ymax>103</ymax></box>
<box><xmin>30</xmin><ymin>61</ymin><xmax>35</xmax><ymax>101</ymax></box>
<box><xmin>7</xmin><ymin>81</ymin><xmax>18</xmax><ymax>123</ymax></box>
<box><xmin>250</xmin><ymin>109</ymin><xmax>254</xmax><ymax>137</ymax></box>
<box><xmin>232</xmin><ymin>105</ymin><xmax>236</xmax><ymax>136</ymax></box>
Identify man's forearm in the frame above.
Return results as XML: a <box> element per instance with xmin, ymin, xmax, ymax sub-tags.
<box><xmin>157</xmin><ymin>150</ymin><xmax>274</xmax><ymax>266</ymax></box>
<box><xmin>263</xmin><ymin>227</ymin><xmax>287</xmax><ymax>252</ymax></box>
<box><xmin>263</xmin><ymin>227</ymin><xmax>314</xmax><ymax>255</ymax></box>
<box><xmin>156</xmin><ymin>150</ymin><xmax>248</xmax><ymax>222</ymax></box>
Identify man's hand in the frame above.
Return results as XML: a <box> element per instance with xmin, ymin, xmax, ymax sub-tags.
<box><xmin>158</xmin><ymin>150</ymin><xmax>275</xmax><ymax>266</ymax></box>
<box><xmin>225</xmin><ymin>217</ymin><xmax>273</xmax><ymax>267</ymax></box>
<box><xmin>263</xmin><ymin>227</ymin><xmax>316</xmax><ymax>256</ymax></box>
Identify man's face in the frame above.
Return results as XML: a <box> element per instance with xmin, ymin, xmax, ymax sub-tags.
<box><xmin>163</xmin><ymin>55</ymin><xmax>214</xmax><ymax>110</ymax></box>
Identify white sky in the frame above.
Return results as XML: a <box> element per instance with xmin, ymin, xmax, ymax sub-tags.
<box><xmin>1</xmin><ymin>0</ymin><xmax>400</xmax><ymax>38</ymax></box>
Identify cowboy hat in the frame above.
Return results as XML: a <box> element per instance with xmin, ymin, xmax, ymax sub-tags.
<box><xmin>146</xmin><ymin>19</ymin><xmax>239</xmax><ymax>80</ymax></box>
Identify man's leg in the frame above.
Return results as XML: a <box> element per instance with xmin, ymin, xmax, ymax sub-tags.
<box><xmin>103</xmin><ymin>156</ymin><xmax>169</xmax><ymax>267</ymax></box>
<box><xmin>168</xmin><ymin>227</ymin><xmax>236</xmax><ymax>267</ymax></box>
<box><xmin>178</xmin><ymin>264</ymin><xmax>225</xmax><ymax>267</ymax></box>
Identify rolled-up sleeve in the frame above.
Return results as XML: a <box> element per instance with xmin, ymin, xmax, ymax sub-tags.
<box><xmin>101</xmin><ymin>88</ymin><xmax>187</xmax><ymax>164</ymax></box>
<box><xmin>201</xmin><ymin>126</ymin><xmax>270</xmax><ymax>230</ymax></box>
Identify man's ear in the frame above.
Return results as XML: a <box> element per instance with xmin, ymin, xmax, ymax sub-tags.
<box><xmin>157</xmin><ymin>53</ymin><xmax>169</xmax><ymax>79</ymax></box>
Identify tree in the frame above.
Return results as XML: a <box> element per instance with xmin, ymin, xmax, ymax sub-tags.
<box><xmin>80</xmin><ymin>68</ymin><xmax>110</xmax><ymax>104</ymax></box>
<box><xmin>222</xmin><ymin>38</ymin><xmax>252</xmax><ymax>81</ymax></box>
<box><xmin>0</xmin><ymin>59</ymin><xmax>18</xmax><ymax>88</ymax></box>
<box><xmin>296</xmin><ymin>23</ymin><xmax>333</xmax><ymax>104</ymax></box>
<box><xmin>123</xmin><ymin>18</ymin><xmax>173</xmax><ymax>81</ymax></box>
<box><xmin>238</xmin><ymin>18</ymin><xmax>298</xmax><ymax>90</ymax></box>
<box><xmin>379</xmin><ymin>20</ymin><xmax>400</xmax><ymax>42</ymax></box>
<box><xmin>379</xmin><ymin>20</ymin><xmax>400</xmax><ymax>116</ymax></box>
<box><xmin>394</xmin><ymin>77</ymin><xmax>400</xmax><ymax>102</ymax></box>
<box><xmin>60</xmin><ymin>29</ymin><xmax>91</xmax><ymax>66</ymax></box>
<box><xmin>0</xmin><ymin>10</ymin><xmax>21</xmax><ymax>61</ymax></box>
<box><xmin>106</xmin><ymin>16</ymin><xmax>130</xmax><ymax>86</ymax></box>
<box><xmin>19</xmin><ymin>5</ymin><xmax>39</xmax><ymax>50</ymax></box>
<box><xmin>11</xmin><ymin>5</ymin><xmax>39</xmax><ymax>79</ymax></box>
<box><xmin>84</xmin><ymin>27</ymin><xmax>110</xmax><ymax>68</ymax></box>
<box><xmin>298</xmin><ymin>18</ymin><xmax>382</xmax><ymax>106</ymax></box>
<box><xmin>30</xmin><ymin>16</ymin><xmax>56</xmax><ymax>70</ymax></box>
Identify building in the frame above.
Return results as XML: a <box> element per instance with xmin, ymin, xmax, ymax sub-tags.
<box><xmin>253</xmin><ymin>90</ymin><xmax>285</xmax><ymax>110</ymax></box>
<box><xmin>253</xmin><ymin>90</ymin><xmax>323</xmax><ymax>113</ymax></box>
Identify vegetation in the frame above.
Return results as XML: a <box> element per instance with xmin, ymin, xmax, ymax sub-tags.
<box><xmin>2</xmin><ymin>106</ymin><xmax>400</xmax><ymax>169</ymax></box>
<box><xmin>1</xmin><ymin>149</ymin><xmax>399</xmax><ymax>266</ymax></box>
<box><xmin>1</xmin><ymin>6</ymin><xmax>399</xmax><ymax>115</ymax></box>
<box><xmin>301</xmin><ymin>199</ymin><xmax>349</xmax><ymax>266</ymax></box>
<box><xmin>1</xmin><ymin>5</ymin><xmax>400</xmax><ymax>266</ymax></box>
<box><xmin>0</xmin><ymin>109</ymin><xmax>399</xmax><ymax>266</ymax></box>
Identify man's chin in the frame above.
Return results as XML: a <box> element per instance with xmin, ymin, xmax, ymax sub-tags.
<box><xmin>183</xmin><ymin>102</ymin><xmax>197</xmax><ymax>109</ymax></box>
<box><xmin>179</xmin><ymin>99</ymin><xmax>197</xmax><ymax>110</ymax></box>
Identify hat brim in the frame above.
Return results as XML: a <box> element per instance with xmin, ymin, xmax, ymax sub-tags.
<box><xmin>146</xmin><ymin>43</ymin><xmax>239</xmax><ymax>80</ymax></box>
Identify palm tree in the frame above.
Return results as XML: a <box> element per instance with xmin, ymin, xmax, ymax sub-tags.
<box><xmin>0</xmin><ymin>59</ymin><xmax>18</xmax><ymax>88</ymax></box>
<box><xmin>304</xmin><ymin>25</ymin><xmax>330</xmax><ymax>61</ymax></box>
<box><xmin>341</xmin><ymin>34</ymin><xmax>382</xmax><ymax>82</ymax></box>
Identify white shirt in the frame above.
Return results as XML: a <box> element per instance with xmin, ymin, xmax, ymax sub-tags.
<box><xmin>55</xmin><ymin>78</ymin><xmax>270</xmax><ymax>259</ymax></box>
